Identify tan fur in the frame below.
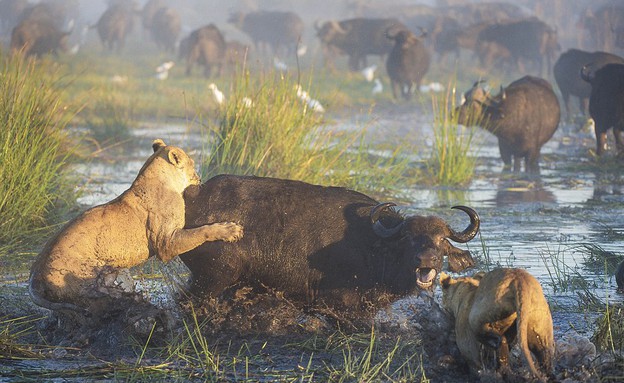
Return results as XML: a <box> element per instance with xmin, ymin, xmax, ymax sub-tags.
<box><xmin>440</xmin><ymin>268</ymin><xmax>554</xmax><ymax>381</ymax></box>
<box><xmin>29</xmin><ymin>139</ymin><xmax>243</xmax><ymax>316</ymax></box>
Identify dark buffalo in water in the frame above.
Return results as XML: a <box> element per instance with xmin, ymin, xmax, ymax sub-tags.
<box><xmin>581</xmin><ymin>63</ymin><xmax>624</xmax><ymax>156</ymax></box>
<box><xmin>228</xmin><ymin>10</ymin><xmax>303</xmax><ymax>57</ymax></box>
<box><xmin>93</xmin><ymin>3</ymin><xmax>135</xmax><ymax>52</ymax></box>
<box><xmin>149</xmin><ymin>6</ymin><xmax>180</xmax><ymax>53</ymax></box>
<box><xmin>178</xmin><ymin>24</ymin><xmax>225</xmax><ymax>77</ymax></box>
<box><xmin>457</xmin><ymin>76</ymin><xmax>561</xmax><ymax>173</ymax></box>
<box><xmin>315</xmin><ymin>18</ymin><xmax>407</xmax><ymax>71</ymax></box>
<box><xmin>386</xmin><ymin>29</ymin><xmax>430</xmax><ymax>100</ymax></box>
<box><xmin>477</xmin><ymin>18</ymin><xmax>559</xmax><ymax>76</ymax></box>
<box><xmin>180</xmin><ymin>175</ymin><xmax>480</xmax><ymax>313</ymax></box>
<box><xmin>554</xmin><ymin>49</ymin><xmax>624</xmax><ymax>120</ymax></box>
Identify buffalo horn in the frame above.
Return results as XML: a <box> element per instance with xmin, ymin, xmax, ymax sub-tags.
<box><xmin>447</xmin><ymin>205</ymin><xmax>480</xmax><ymax>243</ymax></box>
<box><xmin>370</xmin><ymin>202</ymin><xmax>403</xmax><ymax>238</ymax></box>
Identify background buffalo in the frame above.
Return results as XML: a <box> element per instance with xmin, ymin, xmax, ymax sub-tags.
<box><xmin>554</xmin><ymin>49</ymin><xmax>624</xmax><ymax>119</ymax></box>
<box><xmin>228</xmin><ymin>10</ymin><xmax>303</xmax><ymax>58</ymax></box>
<box><xmin>315</xmin><ymin>18</ymin><xmax>408</xmax><ymax>71</ymax></box>
<box><xmin>457</xmin><ymin>76</ymin><xmax>561</xmax><ymax>173</ymax></box>
<box><xmin>581</xmin><ymin>63</ymin><xmax>624</xmax><ymax>156</ymax></box>
<box><xmin>385</xmin><ymin>29</ymin><xmax>430</xmax><ymax>100</ymax></box>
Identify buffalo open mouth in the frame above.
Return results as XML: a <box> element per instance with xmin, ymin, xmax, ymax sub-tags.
<box><xmin>415</xmin><ymin>268</ymin><xmax>437</xmax><ymax>289</ymax></box>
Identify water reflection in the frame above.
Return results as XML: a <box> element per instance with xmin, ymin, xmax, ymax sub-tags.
<box><xmin>494</xmin><ymin>180</ymin><xmax>556</xmax><ymax>207</ymax></box>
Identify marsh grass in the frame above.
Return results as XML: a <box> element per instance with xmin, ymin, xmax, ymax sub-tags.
<box><xmin>592</xmin><ymin>305</ymin><xmax>624</xmax><ymax>353</ymax></box>
<box><xmin>427</xmin><ymin>82</ymin><xmax>482</xmax><ymax>186</ymax></box>
<box><xmin>0</xmin><ymin>53</ymin><xmax>78</xmax><ymax>247</ymax></box>
<box><xmin>83</xmin><ymin>86</ymin><xmax>134</xmax><ymax>146</ymax></box>
<box><xmin>200</xmin><ymin>70</ymin><xmax>415</xmax><ymax>193</ymax></box>
<box><xmin>538</xmin><ymin>244</ymin><xmax>596</xmax><ymax>293</ymax></box>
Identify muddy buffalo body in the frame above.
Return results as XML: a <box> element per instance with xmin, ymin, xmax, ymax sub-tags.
<box><xmin>457</xmin><ymin>76</ymin><xmax>560</xmax><ymax>173</ymax></box>
<box><xmin>553</xmin><ymin>49</ymin><xmax>624</xmax><ymax>119</ymax></box>
<box><xmin>581</xmin><ymin>63</ymin><xmax>624</xmax><ymax>156</ymax></box>
<box><xmin>180</xmin><ymin>175</ymin><xmax>479</xmax><ymax>313</ymax></box>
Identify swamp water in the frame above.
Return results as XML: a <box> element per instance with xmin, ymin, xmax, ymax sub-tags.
<box><xmin>2</xmin><ymin>105</ymin><xmax>623</xmax><ymax>381</ymax></box>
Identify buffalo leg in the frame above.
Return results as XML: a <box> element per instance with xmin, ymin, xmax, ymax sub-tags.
<box><xmin>596</xmin><ymin>128</ymin><xmax>608</xmax><ymax>155</ymax></box>
<box><xmin>613</xmin><ymin>128</ymin><xmax>624</xmax><ymax>156</ymax></box>
<box><xmin>498</xmin><ymin>142</ymin><xmax>513</xmax><ymax>171</ymax></box>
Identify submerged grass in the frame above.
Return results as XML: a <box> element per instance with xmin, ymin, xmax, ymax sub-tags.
<box><xmin>0</xmin><ymin>53</ymin><xmax>78</xmax><ymax>248</ymax></box>
<box><xmin>200</xmin><ymin>70</ymin><xmax>416</xmax><ymax>194</ymax></box>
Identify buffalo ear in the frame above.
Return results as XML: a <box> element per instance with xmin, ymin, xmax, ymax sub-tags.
<box><xmin>152</xmin><ymin>138</ymin><xmax>166</xmax><ymax>152</ymax></box>
<box><xmin>447</xmin><ymin>250</ymin><xmax>475</xmax><ymax>272</ymax></box>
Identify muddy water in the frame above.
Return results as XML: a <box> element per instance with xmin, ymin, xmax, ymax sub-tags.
<box><xmin>73</xmin><ymin>106</ymin><xmax>623</xmax><ymax>338</ymax></box>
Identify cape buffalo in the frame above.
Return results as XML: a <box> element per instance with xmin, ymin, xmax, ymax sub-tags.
<box><xmin>149</xmin><ymin>6</ymin><xmax>180</xmax><ymax>53</ymax></box>
<box><xmin>228</xmin><ymin>10</ymin><xmax>303</xmax><ymax>57</ymax></box>
<box><xmin>476</xmin><ymin>18</ymin><xmax>559</xmax><ymax>76</ymax></box>
<box><xmin>93</xmin><ymin>3</ymin><xmax>135</xmax><ymax>52</ymax></box>
<box><xmin>178</xmin><ymin>24</ymin><xmax>225</xmax><ymax>77</ymax></box>
<box><xmin>554</xmin><ymin>49</ymin><xmax>624</xmax><ymax>120</ymax></box>
<box><xmin>315</xmin><ymin>18</ymin><xmax>407</xmax><ymax>71</ymax></box>
<box><xmin>581</xmin><ymin>63</ymin><xmax>624</xmax><ymax>156</ymax></box>
<box><xmin>457</xmin><ymin>76</ymin><xmax>560</xmax><ymax>173</ymax></box>
<box><xmin>10</xmin><ymin>17</ymin><xmax>72</xmax><ymax>57</ymax></box>
<box><xmin>386</xmin><ymin>29</ymin><xmax>430</xmax><ymax>100</ymax></box>
<box><xmin>180</xmin><ymin>175</ymin><xmax>480</xmax><ymax>314</ymax></box>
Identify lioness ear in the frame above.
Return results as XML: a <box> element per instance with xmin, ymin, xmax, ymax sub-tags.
<box><xmin>152</xmin><ymin>139</ymin><xmax>166</xmax><ymax>152</ymax></box>
<box><xmin>167</xmin><ymin>147</ymin><xmax>185</xmax><ymax>167</ymax></box>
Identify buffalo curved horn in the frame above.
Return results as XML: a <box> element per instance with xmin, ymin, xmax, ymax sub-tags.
<box><xmin>447</xmin><ymin>205</ymin><xmax>480</xmax><ymax>243</ymax></box>
<box><xmin>370</xmin><ymin>202</ymin><xmax>404</xmax><ymax>238</ymax></box>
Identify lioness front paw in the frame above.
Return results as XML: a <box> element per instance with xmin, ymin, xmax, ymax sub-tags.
<box><xmin>208</xmin><ymin>222</ymin><xmax>243</xmax><ymax>242</ymax></box>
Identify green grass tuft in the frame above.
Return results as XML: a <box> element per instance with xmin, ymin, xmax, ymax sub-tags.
<box><xmin>427</xmin><ymin>82</ymin><xmax>481</xmax><ymax>186</ymax></box>
<box><xmin>200</xmin><ymin>70</ymin><xmax>416</xmax><ymax>194</ymax></box>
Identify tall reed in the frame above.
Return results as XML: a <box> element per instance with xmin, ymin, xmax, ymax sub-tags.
<box><xmin>0</xmin><ymin>54</ymin><xmax>77</xmax><ymax>246</ymax></box>
<box><xmin>428</xmin><ymin>83</ymin><xmax>481</xmax><ymax>186</ymax></box>
<box><xmin>201</xmin><ymin>71</ymin><xmax>414</xmax><ymax>193</ymax></box>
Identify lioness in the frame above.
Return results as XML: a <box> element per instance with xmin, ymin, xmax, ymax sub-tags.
<box><xmin>440</xmin><ymin>268</ymin><xmax>554</xmax><ymax>381</ymax></box>
<box><xmin>29</xmin><ymin>139</ymin><xmax>243</xmax><ymax>321</ymax></box>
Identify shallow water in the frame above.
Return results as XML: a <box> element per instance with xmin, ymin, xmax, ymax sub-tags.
<box><xmin>71</xmin><ymin>105</ymin><xmax>624</xmax><ymax>337</ymax></box>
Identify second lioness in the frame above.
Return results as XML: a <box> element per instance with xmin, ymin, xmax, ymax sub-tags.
<box><xmin>29</xmin><ymin>139</ymin><xmax>243</xmax><ymax>322</ymax></box>
<box><xmin>440</xmin><ymin>268</ymin><xmax>554</xmax><ymax>381</ymax></box>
